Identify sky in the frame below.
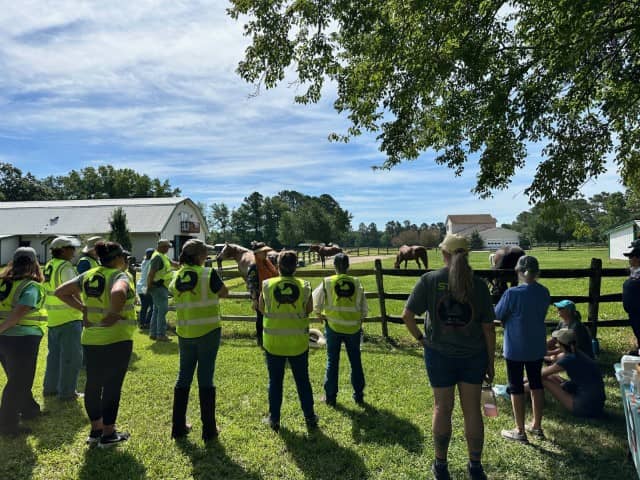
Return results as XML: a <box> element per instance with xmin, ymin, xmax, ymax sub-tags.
<box><xmin>0</xmin><ymin>1</ymin><xmax>626</xmax><ymax>229</ymax></box>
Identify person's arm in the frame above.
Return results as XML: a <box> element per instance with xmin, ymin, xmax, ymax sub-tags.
<box><xmin>209</xmin><ymin>269</ymin><xmax>229</xmax><ymax>298</ymax></box>
<box><xmin>100</xmin><ymin>279</ymin><xmax>129</xmax><ymax>327</ymax></box>
<box><xmin>258</xmin><ymin>292</ymin><xmax>265</xmax><ymax>315</ymax></box>
<box><xmin>55</xmin><ymin>277</ymin><xmax>85</xmax><ymax>312</ymax></box>
<box><xmin>402</xmin><ymin>308</ymin><xmax>425</xmax><ymax>343</ymax></box>
<box><xmin>541</xmin><ymin>360</ymin><xmax>565</xmax><ymax>378</ymax></box>
<box><xmin>312</xmin><ymin>283</ymin><xmax>326</xmax><ymax>319</ymax></box>
<box><xmin>494</xmin><ymin>290</ymin><xmax>510</xmax><ymax>325</ymax></box>
<box><xmin>0</xmin><ymin>304</ymin><xmax>33</xmax><ymax>335</ymax></box>
<box><xmin>147</xmin><ymin>266</ymin><xmax>158</xmax><ymax>291</ymax></box>
<box><xmin>482</xmin><ymin>322</ymin><xmax>496</xmax><ymax>383</ymax></box>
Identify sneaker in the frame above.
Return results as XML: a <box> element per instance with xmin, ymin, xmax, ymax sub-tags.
<box><xmin>86</xmin><ymin>429</ymin><xmax>103</xmax><ymax>446</ymax></box>
<box><xmin>59</xmin><ymin>392</ymin><xmax>84</xmax><ymax>401</ymax></box>
<box><xmin>98</xmin><ymin>430</ymin><xmax>130</xmax><ymax>448</ymax></box>
<box><xmin>467</xmin><ymin>462</ymin><xmax>488</xmax><ymax>480</ymax></box>
<box><xmin>321</xmin><ymin>396</ymin><xmax>336</xmax><ymax>407</ymax></box>
<box><xmin>525</xmin><ymin>425</ymin><xmax>545</xmax><ymax>439</ymax></box>
<box><xmin>431</xmin><ymin>461</ymin><xmax>451</xmax><ymax>480</ymax></box>
<box><xmin>262</xmin><ymin>415</ymin><xmax>279</xmax><ymax>432</ymax></box>
<box><xmin>501</xmin><ymin>428</ymin><xmax>528</xmax><ymax>443</ymax></box>
<box><xmin>156</xmin><ymin>335</ymin><xmax>172</xmax><ymax>342</ymax></box>
<box><xmin>305</xmin><ymin>414</ymin><xmax>319</xmax><ymax>429</ymax></box>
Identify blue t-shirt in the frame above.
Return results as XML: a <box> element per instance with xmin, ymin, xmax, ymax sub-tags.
<box><xmin>557</xmin><ymin>351</ymin><xmax>605</xmax><ymax>401</ymax></box>
<box><xmin>495</xmin><ymin>282</ymin><xmax>550</xmax><ymax>361</ymax></box>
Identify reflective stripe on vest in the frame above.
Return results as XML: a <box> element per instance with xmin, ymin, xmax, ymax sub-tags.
<box><xmin>0</xmin><ymin>279</ymin><xmax>48</xmax><ymax>334</ymax></box>
<box><xmin>170</xmin><ymin>266</ymin><xmax>221</xmax><ymax>338</ymax></box>
<box><xmin>43</xmin><ymin>258</ymin><xmax>79</xmax><ymax>327</ymax></box>
<box><xmin>322</xmin><ymin>274</ymin><xmax>363</xmax><ymax>334</ymax></box>
<box><xmin>262</xmin><ymin>276</ymin><xmax>310</xmax><ymax>356</ymax></box>
<box><xmin>81</xmin><ymin>267</ymin><xmax>136</xmax><ymax>345</ymax></box>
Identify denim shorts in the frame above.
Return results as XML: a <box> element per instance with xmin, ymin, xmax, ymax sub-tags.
<box><xmin>424</xmin><ymin>346</ymin><xmax>488</xmax><ymax>388</ymax></box>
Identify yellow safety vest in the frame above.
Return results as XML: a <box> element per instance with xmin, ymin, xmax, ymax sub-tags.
<box><xmin>262</xmin><ymin>276</ymin><xmax>310</xmax><ymax>356</ymax></box>
<box><xmin>81</xmin><ymin>266</ymin><xmax>136</xmax><ymax>346</ymax></box>
<box><xmin>78</xmin><ymin>256</ymin><xmax>100</xmax><ymax>270</ymax></box>
<box><xmin>43</xmin><ymin>258</ymin><xmax>80</xmax><ymax>327</ymax></box>
<box><xmin>151</xmin><ymin>251</ymin><xmax>174</xmax><ymax>286</ymax></box>
<box><xmin>322</xmin><ymin>274</ymin><xmax>363</xmax><ymax>335</ymax></box>
<box><xmin>169</xmin><ymin>265</ymin><xmax>221</xmax><ymax>339</ymax></box>
<box><xmin>0</xmin><ymin>279</ymin><xmax>47</xmax><ymax>334</ymax></box>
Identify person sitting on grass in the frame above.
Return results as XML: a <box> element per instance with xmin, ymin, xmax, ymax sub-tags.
<box><xmin>541</xmin><ymin>328</ymin><xmax>606</xmax><ymax>418</ymax></box>
<box><xmin>546</xmin><ymin>300</ymin><xmax>593</xmax><ymax>362</ymax></box>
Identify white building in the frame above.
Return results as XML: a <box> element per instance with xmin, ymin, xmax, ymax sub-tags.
<box><xmin>445</xmin><ymin>214</ymin><xmax>497</xmax><ymax>236</ymax></box>
<box><xmin>0</xmin><ymin>197</ymin><xmax>207</xmax><ymax>264</ymax></box>
<box><xmin>607</xmin><ymin>220</ymin><xmax>640</xmax><ymax>260</ymax></box>
<box><xmin>479</xmin><ymin>227</ymin><xmax>521</xmax><ymax>250</ymax></box>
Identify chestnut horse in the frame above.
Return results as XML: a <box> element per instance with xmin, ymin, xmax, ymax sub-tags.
<box><xmin>215</xmin><ymin>243</ymin><xmax>254</xmax><ymax>279</ymax></box>
<box><xmin>309</xmin><ymin>244</ymin><xmax>343</xmax><ymax>268</ymax></box>
<box><xmin>394</xmin><ymin>245</ymin><xmax>429</xmax><ymax>270</ymax></box>
<box><xmin>490</xmin><ymin>245</ymin><xmax>525</xmax><ymax>298</ymax></box>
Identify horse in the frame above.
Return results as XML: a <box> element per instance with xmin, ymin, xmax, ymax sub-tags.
<box><xmin>489</xmin><ymin>245</ymin><xmax>525</xmax><ymax>298</ymax></box>
<box><xmin>215</xmin><ymin>243</ymin><xmax>254</xmax><ymax>279</ymax></box>
<box><xmin>309</xmin><ymin>244</ymin><xmax>343</xmax><ymax>268</ymax></box>
<box><xmin>394</xmin><ymin>245</ymin><xmax>429</xmax><ymax>270</ymax></box>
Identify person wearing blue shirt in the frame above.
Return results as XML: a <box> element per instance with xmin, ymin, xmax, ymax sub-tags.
<box><xmin>135</xmin><ymin>248</ymin><xmax>155</xmax><ymax>329</ymax></box>
<box><xmin>495</xmin><ymin>255</ymin><xmax>550</xmax><ymax>443</ymax></box>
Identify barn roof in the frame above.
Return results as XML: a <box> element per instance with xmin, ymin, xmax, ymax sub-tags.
<box><xmin>0</xmin><ymin>197</ymin><xmax>197</xmax><ymax>236</ymax></box>
<box><xmin>446</xmin><ymin>214</ymin><xmax>497</xmax><ymax>224</ymax></box>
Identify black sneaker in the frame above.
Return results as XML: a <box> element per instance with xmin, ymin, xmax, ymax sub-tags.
<box><xmin>467</xmin><ymin>462</ymin><xmax>488</xmax><ymax>480</ymax></box>
<box><xmin>321</xmin><ymin>396</ymin><xmax>337</xmax><ymax>407</ymax></box>
<box><xmin>305</xmin><ymin>414</ymin><xmax>319</xmax><ymax>429</ymax></box>
<box><xmin>86</xmin><ymin>429</ymin><xmax>103</xmax><ymax>446</ymax></box>
<box><xmin>431</xmin><ymin>461</ymin><xmax>451</xmax><ymax>480</ymax></box>
<box><xmin>98</xmin><ymin>430</ymin><xmax>130</xmax><ymax>448</ymax></box>
<box><xmin>262</xmin><ymin>415</ymin><xmax>279</xmax><ymax>432</ymax></box>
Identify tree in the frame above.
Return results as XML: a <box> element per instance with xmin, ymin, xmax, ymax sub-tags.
<box><xmin>209</xmin><ymin>202</ymin><xmax>231</xmax><ymax>240</ymax></box>
<box><xmin>470</xmin><ymin>231</ymin><xmax>485</xmax><ymax>250</ymax></box>
<box><xmin>109</xmin><ymin>207</ymin><xmax>132</xmax><ymax>251</ymax></box>
<box><xmin>229</xmin><ymin>1</ymin><xmax>640</xmax><ymax>202</ymax></box>
<box><xmin>0</xmin><ymin>163</ymin><xmax>54</xmax><ymax>201</ymax></box>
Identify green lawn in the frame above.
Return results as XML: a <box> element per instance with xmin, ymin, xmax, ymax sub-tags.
<box><xmin>0</xmin><ymin>247</ymin><xmax>636</xmax><ymax>479</ymax></box>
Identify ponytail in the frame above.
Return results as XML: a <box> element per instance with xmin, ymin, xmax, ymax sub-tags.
<box><xmin>448</xmin><ymin>250</ymin><xmax>473</xmax><ymax>304</ymax></box>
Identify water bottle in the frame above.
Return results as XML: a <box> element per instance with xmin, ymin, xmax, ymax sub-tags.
<box><xmin>592</xmin><ymin>338</ymin><xmax>600</xmax><ymax>357</ymax></box>
<box><xmin>481</xmin><ymin>383</ymin><xmax>498</xmax><ymax>417</ymax></box>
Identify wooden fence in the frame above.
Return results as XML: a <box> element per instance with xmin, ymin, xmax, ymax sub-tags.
<box><xmin>208</xmin><ymin>257</ymin><xmax>630</xmax><ymax>340</ymax></box>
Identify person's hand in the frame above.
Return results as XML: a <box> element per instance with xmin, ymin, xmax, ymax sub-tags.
<box><xmin>485</xmin><ymin>362</ymin><xmax>495</xmax><ymax>384</ymax></box>
<box><xmin>81</xmin><ymin>306</ymin><xmax>90</xmax><ymax>328</ymax></box>
<box><xmin>100</xmin><ymin>311</ymin><xmax>122</xmax><ymax>327</ymax></box>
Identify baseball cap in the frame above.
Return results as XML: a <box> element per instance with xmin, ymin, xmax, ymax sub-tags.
<box><xmin>145</xmin><ymin>248</ymin><xmax>155</xmax><ymax>255</ymax></box>
<box><xmin>13</xmin><ymin>247</ymin><xmax>37</xmax><ymax>263</ymax></box>
<box><xmin>82</xmin><ymin>236</ymin><xmax>105</xmax><ymax>253</ymax></box>
<box><xmin>515</xmin><ymin>255</ymin><xmax>540</xmax><ymax>275</ymax></box>
<box><xmin>439</xmin><ymin>234</ymin><xmax>469</xmax><ymax>254</ymax></box>
<box><xmin>51</xmin><ymin>236</ymin><xmax>81</xmax><ymax>250</ymax></box>
<box><xmin>552</xmin><ymin>328</ymin><xmax>576</xmax><ymax>345</ymax></box>
<box><xmin>181</xmin><ymin>239</ymin><xmax>214</xmax><ymax>256</ymax></box>
<box><xmin>158</xmin><ymin>238</ymin><xmax>172</xmax><ymax>247</ymax></box>
<box><xmin>623</xmin><ymin>240</ymin><xmax>640</xmax><ymax>257</ymax></box>
<box><xmin>554</xmin><ymin>299</ymin><xmax>576</xmax><ymax>310</ymax></box>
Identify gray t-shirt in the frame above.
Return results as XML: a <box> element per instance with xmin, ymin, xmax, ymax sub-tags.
<box><xmin>406</xmin><ymin>267</ymin><xmax>495</xmax><ymax>358</ymax></box>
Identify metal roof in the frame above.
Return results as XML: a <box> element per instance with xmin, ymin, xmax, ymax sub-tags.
<box><xmin>446</xmin><ymin>214</ymin><xmax>497</xmax><ymax>224</ymax></box>
<box><xmin>0</xmin><ymin>197</ymin><xmax>196</xmax><ymax>235</ymax></box>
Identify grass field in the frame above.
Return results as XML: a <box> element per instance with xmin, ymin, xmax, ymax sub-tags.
<box><xmin>0</xmin><ymin>247</ymin><xmax>636</xmax><ymax>479</ymax></box>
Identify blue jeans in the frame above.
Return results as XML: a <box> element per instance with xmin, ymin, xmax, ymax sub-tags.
<box><xmin>149</xmin><ymin>286</ymin><xmax>169</xmax><ymax>336</ymax></box>
<box><xmin>176</xmin><ymin>329</ymin><xmax>221</xmax><ymax>389</ymax></box>
<box><xmin>138</xmin><ymin>293</ymin><xmax>154</xmax><ymax>327</ymax></box>
<box><xmin>43</xmin><ymin>320</ymin><xmax>83</xmax><ymax>398</ymax></box>
<box><xmin>324</xmin><ymin>325</ymin><xmax>365</xmax><ymax>402</ymax></box>
<box><xmin>265</xmin><ymin>350</ymin><xmax>315</xmax><ymax>423</ymax></box>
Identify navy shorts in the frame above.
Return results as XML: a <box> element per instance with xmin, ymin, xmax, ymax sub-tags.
<box><xmin>423</xmin><ymin>346</ymin><xmax>488</xmax><ymax>388</ymax></box>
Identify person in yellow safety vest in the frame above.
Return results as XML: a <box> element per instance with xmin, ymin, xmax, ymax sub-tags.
<box><xmin>168</xmin><ymin>239</ymin><xmax>229</xmax><ymax>441</ymax></box>
<box><xmin>55</xmin><ymin>241</ymin><xmax>136</xmax><ymax>448</ymax></box>
<box><xmin>76</xmin><ymin>236</ymin><xmax>104</xmax><ymax>274</ymax></box>
<box><xmin>258</xmin><ymin>250</ymin><xmax>318</xmax><ymax>432</ymax></box>
<box><xmin>313</xmin><ymin>253</ymin><xmax>368</xmax><ymax>407</ymax></box>
<box><xmin>147</xmin><ymin>238</ymin><xmax>179</xmax><ymax>342</ymax></box>
<box><xmin>43</xmin><ymin>236</ymin><xmax>85</xmax><ymax>401</ymax></box>
<box><xmin>0</xmin><ymin>247</ymin><xmax>47</xmax><ymax>436</ymax></box>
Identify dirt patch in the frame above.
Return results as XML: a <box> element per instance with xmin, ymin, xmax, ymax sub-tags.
<box><xmin>308</xmin><ymin>254</ymin><xmax>394</xmax><ymax>266</ymax></box>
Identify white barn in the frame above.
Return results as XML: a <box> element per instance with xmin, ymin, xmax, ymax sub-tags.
<box><xmin>608</xmin><ymin>220</ymin><xmax>640</xmax><ymax>260</ymax></box>
<box><xmin>0</xmin><ymin>197</ymin><xmax>207</xmax><ymax>265</ymax></box>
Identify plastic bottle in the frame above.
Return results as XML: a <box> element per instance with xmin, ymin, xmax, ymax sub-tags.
<box><xmin>481</xmin><ymin>384</ymin><xmax>498</xmax><ymax>417</ymax></box>
<box><xmin>591</xmin><ymin>338</ymin><xmax>600</xmax><ymax>357</ymax></box>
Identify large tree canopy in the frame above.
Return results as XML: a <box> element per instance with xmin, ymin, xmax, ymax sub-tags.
<box><xmin>228</xmin><ymin>0</ymin><xmax>640</xmax><ymax>201</ymax></box>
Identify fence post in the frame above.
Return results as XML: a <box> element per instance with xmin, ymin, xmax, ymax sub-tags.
<box><xmin>374</xmin><ymin>259</ymin><xmax>389</xmax><ymax>338</ymax></box>
<box><xmin>588</xmin><ymin>258</ymin><xmax>602</xmax><ymax>339</ymax></box>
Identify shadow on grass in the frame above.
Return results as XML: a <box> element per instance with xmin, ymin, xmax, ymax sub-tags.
<box><xmin>334</xmin><ymin>403</ymin><xmax>423</xmax><ymax>454</ymax></box>
<box><xmin>78</xmin><ymin>447</ymin><xmax>146</xmax><ymax>480</ymax></box>
<box><xmin>148</xmin><ymin>340</ymin><xmax>179</xmax><ymax>355</ymax></box>
<box><xmin>280</xmin><ymin>426</ymin><xmax>368</xmax><ymax>480</ymax></box>
<box><xmin>33</xmin><ymin>395</ymin><xmax>86</xmax><ymax>448</ymax></box>
<box><xmin>0</xmin><ymin>433</ymin><xmax>36</xmax><ymax>479</ymax></box>
<box><xmin>127</xmin><ymin>351</ymin><xmax>142</xmax><ymax>371</ymax></box>
<box><xmin>176</xmin><ymin>437</ymin><xmax>262</xmax><ymax>480</ymax></box>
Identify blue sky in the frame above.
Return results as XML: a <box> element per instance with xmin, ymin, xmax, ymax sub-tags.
<box><xmin>0</xmin><ymin>1</ymin><xmax>625</xmax><ymax>229</ymax></box>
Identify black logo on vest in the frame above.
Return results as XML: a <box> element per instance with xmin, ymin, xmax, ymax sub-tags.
<box><xmin>436</xmin><ymin>294</ymin><xmax>474</xmax><ymax>334</ymax></box>
<box><xmin>334</xmin><ymin>279</ymin><xmax>355</xmax><ymax>299</ymax></box>
<box><xmin>175</xmin><ymin>271</ymin><xmax>198</xmax><ymax>293</ymax></box>
<box><xmin>0</xmin><ymin>280</ymin><xmax>13</xmax><ymax>302</ymax></box>
<box><xmin>44</xmin><ymin>264</ymin><xmax>53</xmax><ymax>283</ymax></box>
<box><xmin>273</xmin><ymin>281</ymin><xmax>300</xmax><ymax>306</ymax></box>
<box><xmin>83</xmin><ymin>274</ymin><xmax>106</xmax><ymax>298</ymax></box>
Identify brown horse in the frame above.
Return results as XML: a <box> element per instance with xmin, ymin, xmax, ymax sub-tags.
<box><xmin>490</xmin><ymin>245</ymin><xmax>525</xmax><ymax>298</ymax></box>
<box><xmin>215</xmin><ymin>243</ymin><xmax>254</xmax><ymax>279</ymax></box>
<box><xmin>309</xmin><ymin>244</ymin><xmax>343</xmax><ymax>268</ymax></box>
<box><xmin>394</xmin><ymin>245</ymin><xmax>429</xmax><ymax>269</ymax></box>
